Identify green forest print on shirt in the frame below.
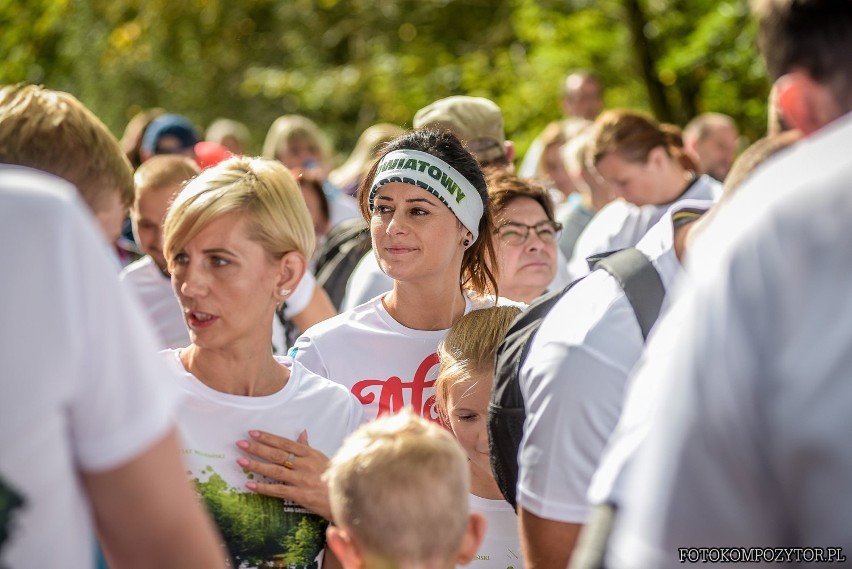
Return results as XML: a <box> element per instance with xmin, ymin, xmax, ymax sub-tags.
<box><xmin>194</xmin><ymin>465</ymin><xmax>327</xmax><ymax>569</ymax></box>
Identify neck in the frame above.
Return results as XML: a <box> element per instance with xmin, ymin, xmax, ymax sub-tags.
<box><xmin>180</xmin><ymin>343</ymin><xmax>287</xmax><ymax>397</ymax></box>
<box><xmin>663</xmin><ymin>168</ymin><xmax>696</xmax><ymax>203</ymax></box>
<box><xmin>469</xmin><ymin>461</ymin><xmax>504</xmax><ymax>500</ymax></box>
<box><xmin>500</xmin><ymin>283</ymin><xmax>542</xmax><ymax>304</ymax></box>
<box><xmin>383</xmin><ymin>280</ymin><xmax>468</xmax><ymax>331</ymax></box>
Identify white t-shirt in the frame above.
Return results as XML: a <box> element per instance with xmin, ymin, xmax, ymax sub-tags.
<box><xmin>516</xmin><ymin>200</ymin><xmax>710</xmax><ymax>524</ymax></box>
<box><xmin>468</xmin><ymin>494</ymin><xmax>523</xmax><ymax>569</ymax></box>
<box><xmin>0</xmin><ymin>167</ymin><xmax>179</xmax><ymax>568</ymax></box>
<box><xmin>121</xmin><ymin>255</ymin><xmax>317</xmax><ymax>352</ymax></box>
<box><xmin>565</xmin><ymin>174</ymin><xmax>720</xmax><ymax>280</ymax></box>
<box><xmin>342</xmin><ymin>249</ymin><xmax>571</xmax><ymax>311</ymax></box>
<box><xmin>327</xmin><ymin>186</ymin><xmax>361</xmax><ymax>228</ymax></box>
<box><xmin>291</xmin><ymin>292</ymin><xmax>517</xmax><ymax>422</ymax></box>
<box><xmin>607</xmin><ymin>112</ymin><xmax>852</xmax><ymax>568</ymax></box>
<box><xmin>165</xmin><ymin>350</ymin><xmax>362</xmax><ymax>568</ymax></box>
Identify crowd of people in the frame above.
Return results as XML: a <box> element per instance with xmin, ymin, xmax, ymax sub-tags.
<box><xmin>2</xmin><ymin>0</ymin><xmax>852</xmax><ymax>567</ymax></box>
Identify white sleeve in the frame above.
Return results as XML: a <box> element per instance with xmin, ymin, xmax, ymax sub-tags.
<box><xmin>518</xmin><ymin>342</ymin><xmax>631</xmax><ymax>523</ymax></box>
<box><xmin>282</xmin><ymin>269</ymin><xmax>316</xmax><ymax>318</ymax></box>
<box><xmin>71</xmin><ymin>228</ymin><xmax>180</xmax><ymax>472</ymax></box>
<box><xmin>289</xmin><ymin>330</ymin><xmax>330</xmax><ymax>381</ymax></box>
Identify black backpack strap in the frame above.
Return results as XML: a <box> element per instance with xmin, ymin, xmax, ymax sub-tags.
<box><xmin>592</xmin><ymin>248</ymin><xmax>665</xmax><ymax>341</ymax></box>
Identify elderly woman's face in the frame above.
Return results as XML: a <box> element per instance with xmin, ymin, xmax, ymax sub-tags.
<box><xmin>170</xmin><ymin>212</ymin><xmax>281</xmax><ymax>349</ymax></box>
<box><xmin>493</xmin><ymin>196</ymin><xmax>558</xmax><ymax>303</ymax></box>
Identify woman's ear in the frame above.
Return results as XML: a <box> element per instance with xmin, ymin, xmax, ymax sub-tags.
<box><xmin>647</xmin><ymin>145</ymin><xmax>669</xmax><ymax>172</ymax></box>
<box><xmin>276</xmin><ymin>251</ymin><xmax>307</xmax><ymax>299</ymax></box>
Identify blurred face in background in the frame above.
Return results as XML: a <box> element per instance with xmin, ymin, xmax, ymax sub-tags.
<box><xmin>133</xmin><ymin>183</ymin><xmax>180</xmax><ymax>271</ymax></box>
<box><xmin>494</xmin><ymin>196</ymin><xmax>558</xmax><ymax>303</ymax></box>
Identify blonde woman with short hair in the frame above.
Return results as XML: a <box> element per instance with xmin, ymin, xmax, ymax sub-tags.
<box><xmin>162</xmin><ymin>156</ymin><xmax>362</xmax><ymax>568</ymax></box>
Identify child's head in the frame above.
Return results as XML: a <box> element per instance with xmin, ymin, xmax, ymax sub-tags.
<box><xmin>435</xmin><ymin>306</ymin><xmax>521</xmax><ymax>479</ymax></box>
<box><xmin>324</xmin><ymin>411</ymin><xmax>485</xmax><ymax>569</ymax></box>
<box><xmin>131</xmin><ymin>155</ymin><xmax>200</xmax><ymax>272</ymax></box>
<box><xmin>0</xmin><ymin>84</ymin><xmax>134</xmax><ymax>243</ymax></box>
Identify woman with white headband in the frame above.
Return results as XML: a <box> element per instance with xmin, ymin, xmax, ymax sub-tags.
<box><xmin>239</xmin><ymin>130</ymin><xmax>502</xmax><ymax>521</ymax></box>
<box><xmin>282</xmin><ymin>128</ymin><xmax>502</xmax><ymax>425</ymax></box>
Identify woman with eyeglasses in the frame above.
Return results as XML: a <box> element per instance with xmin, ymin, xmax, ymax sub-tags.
<box><xmin>487</xmin><ymin>170</ymin><xmax>562</xmax><ymax>303</ymax></box>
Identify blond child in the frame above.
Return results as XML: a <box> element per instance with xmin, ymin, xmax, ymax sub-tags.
<box><xmin>324</xmin><ymin>411</ymin><xmax>486</xmax><ymax>569</ymax></box>
<box><xmin>435</xmin><ymin>306</ymin><xmax>524</xmax><ymax>569</ymax></box>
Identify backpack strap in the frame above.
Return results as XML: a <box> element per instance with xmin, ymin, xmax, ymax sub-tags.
<box><xmin>591</xmin><ymin>248</ymin><xmax>665</xmax><ymax>341</ymax></box>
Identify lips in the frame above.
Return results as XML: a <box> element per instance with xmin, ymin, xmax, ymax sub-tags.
<box><xmin>384</xmin><ymin>245</ymin><xmax>418</xmax><ymax>255</ymax></box>
<box><xmin>185</xmin><ymin>309</ymin><xmax>218</xmax><ymax>329</ymax></box>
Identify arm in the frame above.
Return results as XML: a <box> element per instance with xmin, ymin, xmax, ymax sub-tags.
<box><xmin>82</xmin><ymin>428</ymin><xmax>228</xmax><ymax>569</ymax></box>
<box><xmin>518</xmin><ymin>507</ymin><xmax>582</xmax><ymax>569</ymax></box>
<box><xmin>291</xmin><ymin>284</ymin><xmax>337</xmax><ymax>334</ymax></box>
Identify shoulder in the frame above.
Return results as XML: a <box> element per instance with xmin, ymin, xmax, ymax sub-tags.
<box><xmin>284</xmin><ymin>357</ymin><xmax>362</xmax><ymax>407</ymax></box>
<box><xmin>119</xmin><ymin>256</ymin><xmax>157</xmax><ymax>281</ymax></box>
<box><xmin>531</xmin><ymin>270</ymin><xmax>642</xmax><ymax>368</ymax></box>
<box><xmin>307</xmin><ymin>296</ymin><xmax>384</xmax><ymax>337</ymax></box>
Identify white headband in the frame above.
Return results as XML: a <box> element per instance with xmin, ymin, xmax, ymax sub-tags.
<box><xmin>369</xmin><ymin>149</ymin><xmax>485</xmax><ymax>242</ymax></box>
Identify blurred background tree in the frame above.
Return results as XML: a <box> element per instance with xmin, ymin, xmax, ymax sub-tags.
<box><xmin>1</xmin><ymin>0</ymin><xmax>769</xmax><ymax>162</ymax></box>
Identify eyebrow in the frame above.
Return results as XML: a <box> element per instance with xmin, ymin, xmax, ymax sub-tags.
<box><xmin>375</xmin><ymin>194</ymin><xmax>439</xmax><ymax>206</ymax></box>
<box><xmin>200</xmin><ymin>247</ymin><xmax>237</xmax><ymax>256</ymax></box>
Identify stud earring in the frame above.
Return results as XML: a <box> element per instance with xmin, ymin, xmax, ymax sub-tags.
<box><xmin>279</xmin><ymin>288</ymin><xmax>292</xmax><ymax>297</ymax></box>
<box><xmin>463</xmin><ymin>239</ymin><xmax>471</xmax><ymax>247</ymax></box>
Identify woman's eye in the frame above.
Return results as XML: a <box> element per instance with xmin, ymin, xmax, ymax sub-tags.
<box><xmin>173</xmin><ymin>253</ymin><xmax>189</xmax><ymax>265</ymax></box>
<box><xmin>375</xmin><ymin>205</ymin><xmax>393</xmax><ymax>215</ymax></box>
<box><xmin>410</xmin><ymin>208</ymin><xmax>429</xmax><ymax>216</ymax></box>
<box><xmin>457</xmin><ymin>413</ymin><xmax>478</xmax><ymax>422</ymax></box>
<box><xmin>211</xmin><ymin>256</ymin><xmax>229</xmax><ymax>267</ymax></box>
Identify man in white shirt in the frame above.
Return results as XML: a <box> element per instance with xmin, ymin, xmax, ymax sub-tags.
<box><xmin>517</xmin><ymin>199</ymin><xmax>710</xmax><ymax>569</ymax></box>
<box><xmin>606</xmin><ymin>0</ymin><xmax>852</xmax><ymax>565</ymax></box>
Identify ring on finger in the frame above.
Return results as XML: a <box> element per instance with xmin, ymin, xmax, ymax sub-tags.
<box><xmin>282</xmin><ymin>452</ymin><xmax>296</xmax><ymax>470</ymax></box>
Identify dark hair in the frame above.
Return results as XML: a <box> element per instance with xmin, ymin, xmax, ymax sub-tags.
<box><xmin>299</xmin><ymin>176</ymin><xmax>330</xmax><ymax>224</ymax></box>
<box><xmin>486</xmin><ymin>170</ymin><xmax>556</xmax><ymax>223</ymax></box>
<box><xmin>358</xmin><ymin>128</ymin><xmax>499</xmax><ymax>297</ymax></box>
<box><xmin>755</xmin><ymin>0</ymin><xmax>852</xmax><ymax>110</ymax></box>
<box><xmin>588</xmin><ymin>109</ymin><xmax>699</xmax><ymax>173</ymax></box>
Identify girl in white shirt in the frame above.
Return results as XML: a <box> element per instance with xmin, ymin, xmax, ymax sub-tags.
<box><xmin>290</xmin><ymin>129</ymin><xmax>502</xmax><ymax>423</ymax></box>
<box><xmin>435</xmin><ymin>306</ymin><xmax>524</xmax><ymax>569</ymax></box>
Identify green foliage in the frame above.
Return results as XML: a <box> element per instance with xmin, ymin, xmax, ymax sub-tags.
<box><xmin>194</xmin><ymin>471</ymin><xmax>326</xmax><ymax>567</ymax></box>
<box><xmin>2</xmin><ymin>0</ymin><xmax>771</xmax><ymax>161</ymax></box>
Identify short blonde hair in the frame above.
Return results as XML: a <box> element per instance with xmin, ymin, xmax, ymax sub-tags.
<box><xmin>133</xmin><ymin>155</ymin><xmax>200</xmax><ymax>211</ymax></box>
<box><xmin>163</xmin><ymin>156</ymin><xmax>315</xmax><ymax>271</ymax></box>
<box><xmin>262</xmin><ymin>114</ymin><xmax>332</xmax><ymax>165</ymax></box>
<box><xmin>0</xmin><ymin>84</ymin><xmax>134</xmax><ymax>212</ymax></box>
<box><xmin>435</xmin><ymin>306</ymin><xmax>521</xmax><ymax>423</ymax></box>
<box><xmin>324</xmin><ymin>412</ymin><xmax>470</xmax><ymax>566</ymax></box>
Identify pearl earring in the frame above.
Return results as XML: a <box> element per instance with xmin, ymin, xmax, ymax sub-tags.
<box><xmin>279</xmin><ymin>288</ymin><xmax>292</xmax><ymax>297</ymax></box>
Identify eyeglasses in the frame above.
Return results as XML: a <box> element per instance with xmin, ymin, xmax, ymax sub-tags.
<box><xmin>496</xmin><ymin>220</ymin><xmax>562</xmax><ymax>246</ymax></box>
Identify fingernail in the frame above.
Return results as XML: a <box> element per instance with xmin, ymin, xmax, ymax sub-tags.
<box><xmin>249</xmin><ymin>430</ymin><xmax>260</xmax><ymax>438</ymax></box>
<box><xmin>246</xmin><ymin>482</ymin><xmax>257</xmax><ymax>491</ymax></box>
<box><xmin>236</xmin><ymin>440</ymin><xmax>249</xmax><ymax>449</ymax></box>
<box><xmin>236</xmin><ymin>458</ymin><xmax>249</xmax><ymax>467</ymax></box>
